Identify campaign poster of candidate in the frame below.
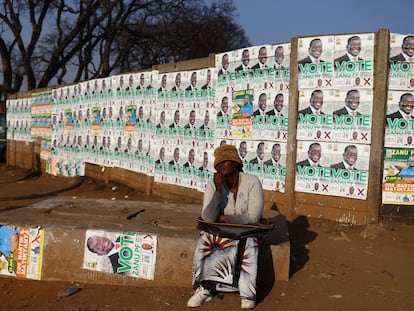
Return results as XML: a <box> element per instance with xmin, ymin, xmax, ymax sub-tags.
<box><xmin>99</xmin><ymin>77</ymin><xmax>111</xmax><ymax>101</ymax></box>
<box><xmin>385</xmin><ymin>90</ymin><xmax>414</xmax><ymax>147</ymax></box>
<box><xmin>231</xmin><ymin>89</ymin><xmax>254</xmax><ymax>137</ymax></box>
<box><xmin>255</xmin><ymin>89</ymin><xmax>289</xmax><ymax>141</ymax></box>
<box><xmin>154</xmin><ymin>143</ymin><xmax>169</xmax><ymax>184</ymax></box>
<box><xmin>166</xmin><ymin>108</ymin><xmax>184</xmax><ymax>141</ymax></box>
<box><xmin>138</xmin><ymin>71</ymin><xmax>158</xmax><ymax>99</ymax></box>
<box><xmin>331</xmin><ymin>88</ymin><xmax>373</xmax><ymax>143</ymax></box>
<box><xmin>268</xmin><ymin>43</ymin><xmax>291</xmax><ymax>90</ymax></box>
<box><xmin>165</xmin><ymin>143</ymin><xmax>184</xmax><ymax>186</ymax></box>
<box><xmin>183</xmin><ymin>70</ymin><xmax>200</xmax><ymax>99</ymax></box>
<box><xmin>101</xmin><ymin>103</ymin><xmax>116</xmax><ymax>129</ymax></box>
<box><xmin>248</xmin><ymin>45</ymin><xmax>273</xmax><ymax>85</ymax></box>
<box><xmin>182</xmin><ymin>107</ymin><xmax>199</xmax><ymax>143</ymax></box>
<box><xmin>0</xmin><ymin>225</ymin><xmax>44</xmax><ymax>280</ymax></box>
<box><xmin>178</xmin><ymin>69</ymin><xmax>214</xmax><ymax>109</ymax></box>
<box><xmin>250</xmin><ymin>90</ymin><xmax>269</xmax><ymax>139</ymax></box>
<box><xmin>197</xmin><ymin>108</ymin><xmax>215</xmax><ymax>143</ymax></box>
<box><xmin>334</xmin><ymin>33</ymin><xmax>374</xmax><ymax>89</ymax></box>
<box><xmin>389</xmin><ymin>33</ymin><xmax>414</xmax><ymax>90</ymax></box>
<box><xmin>297</xmin><ymin>89</ymin><xmax>335</xmax><ymax>141</ymax></box>
<box><xmin>168</xmin><ymin>71</ymin><xmax>184</xmax><ymax>95</ymax></box>
<box><xmin>295</xmin><ymin>141</ymin><xmax>369</xmax><ymax>199</ymax></box>
<box><xmin>83</xmin><ymin>229</ymin><xmax>157</xmax><ymax>280</ymax></box>
<box><xmin>198</xmin><ymin>68</ymin><xmax>215</xmax><ymax>98</ymax></box>
<box><xmin>298</xmin><ymin>36</ymin><xmax>335</xmax><ymax>89</ymax></box>
<box><xmin>245</xmin><ymin>141</ymin><xmax>287</xmax><ymax>192</ymax></box>
<box><xmin>231</xmin><ymin>139</ymin><xmax>265</xmax><ymax>182</ymax></box>
<box><xmin>215</xmin><ymin>92</ymin><xmax>233</xmax><ymax>139</ymax></box>
<box><xmin>113</xmin><ymin>73</ymin><xmax>128</xmax><ymax>100</ymax></box>
<box><xmin>229</xmin><ymin>139</ymin><xmax>256</xmax><ymax>173</ymax></box>
<box><xmin>216</xmin><ymin>51</ymin><xmax>235</xmax><ymax>87</ymax></box>
<box><xmin>197</xmin><ymin>148</ymin><xmax>215</xmax><ymax>193</ymax></box>
<box><xmin>180</xmin><ymin>146</ymin><xmax>200</xmax><ymax>190</ymax></box>
<box><xmin>230</xmin><ymin>47</ymin><xmax>254</xmax><ymax>85</ymax></box>
<box><xmin>6</xmin><ymin>98</ymin><xmax>32</xmax><ymax>142</ymax></box>
<box><xmin>382</xmin><ymin>147</ymin><xmax>414</xmax><ymax>205</ymax></box>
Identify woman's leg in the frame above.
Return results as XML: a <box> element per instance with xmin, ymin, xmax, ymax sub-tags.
<box><xmin>238</xmin><ymin>236</ymin><xmax>260</xmax><ymax>301</ymax></box>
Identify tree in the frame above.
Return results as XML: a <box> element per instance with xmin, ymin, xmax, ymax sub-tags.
<box><xmin>0</xmin><ymin>0</ymin><xmax>249</xmax><ymax>100</ymax></box>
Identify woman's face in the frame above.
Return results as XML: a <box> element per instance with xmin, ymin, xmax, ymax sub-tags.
<box><xmin>215</xmin><ymin>160</ymin><xmax>238</xmax><ymax>176</ymax></box>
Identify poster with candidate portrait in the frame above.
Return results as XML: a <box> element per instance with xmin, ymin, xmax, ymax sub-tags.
<box><xmin>389</xmin><ymin>33</ymin><xmax>414</xmax><ymax>90</ymax></box>
<box><xmin>197</xmin><ymin>148</ymin><xmax>214</xmax><ymax>193</ymax></box>
<box><xmin>298</xmin><ymin>36</ymin><xmax>335</xmax><ymax>89</ymax></box>
<box><xmin>154</xmin><ymin>143</ymin><xmax>169</xmax><ymax>184</ymax></box>
<box><xmin>231</xmin><ymin>89</ymin><xmax>254</xmax><ymax>137</ymax></box>
<box><xmin>268</xmin><ymin>43</ymin><xmax>291</xmax><ymax>90</ymax></box>
<box><xmin>256</xmin><ymin>89</ymin><xmax>289</xmax><ymax>141</ymax></box>
<box><xmin>83</xmin><ymin>229</ymin><xmax>157</xmax><ymax>280</ymax></box>
<box><xmin>334</xmin><ymin>33</ymin><xmax>375</xmax><ymax>89</ymax></box>
<box><xmin>385</xmin><ymin>90</ymin><xmax>414</xmax><ymax>148</ymax></box>
<box><xmin>382</xmin><ymin>147</ymin><xmax>414</xmax><ymax>205</ymax></box>
<box><xmin>0</xmin><ymin>225</ymin><xmax>44</xmax><ymax>280</ymax></box>
<box><xmin>260</xmin><ymin>141</ymin><xmax>287</xmax><ymax>193</ymax></box>
<box><xmin>215</xmin><ymin>92</ymin><xmax>233</xmax><ymax>140</ymax></box>
<box><xmin>297</xmin><ymin>89</ymin><xmax>335</xmax><ymax>141</ymax></box>
<box><xmin>331</xmin><ymin>88</ymin><xmax>373</xmax><ymax>143</ymax></box>
<box><xmin>216</xmin><ymin>51</ymin><xmax>235</xmax><ymax>88</ymax></box>
<box><xmin>295</xmin><ymin>141</ymin><xmax>369</xmax><ymax>199</ymax></box>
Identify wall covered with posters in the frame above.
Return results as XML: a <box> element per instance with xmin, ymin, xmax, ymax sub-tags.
<box><xmin>383</xmin><ymin>34</ymin><xmax>414</xmax><ymax>205</ymax></box>
<box><xmin>5</xmin><ymin>29</ymin><xmax>414</xmax><ymax>223</ymax></box>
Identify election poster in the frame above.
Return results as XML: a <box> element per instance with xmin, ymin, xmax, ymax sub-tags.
<box><xmin>389</xmin><ymin>33</ymin><xmax>414</xmax><ymax>91</ymax></box>
<box><xmin>260</xmin><ymin>90</ymin><xmax>289</xmax><ymax>141</ymax></box>
<box><xmin>197</xmin><ymin>148</ymin><xmax>214</xmax><ymax>193</ymax></box>
<box><xmin>330</xmin><ymin>88</ymin><xmax>373</xmax><ymax>143</ymax></box>
<box><xmin>0</xmin><ymin>225</ymin><xmax>44</xmax><ymax>280</ymax></box>
<box><xmin>333</xmin><ymin>33</ymin><xmax>375</xmax><ymax>89</ymax></box>
<box><xmin>385</xmin><ymin>90</ymin><xmax>414</xmax><ymax>147</ymax></box>
<box><xmin>217</xmin><ymin>43</ymin><xmax>290</xmax><ymax>90</ymax></box>
<box><xmin>250</xmin><ymin>89</ymin><xmax>289</xmax><ymax>141</ymax></box>
<box><xmin>215</xmin><ymin>92</ymin><xmax>233</xmax><ymax>139</ymax></box>
<box><xmin>295</xmin><ymin>141</ymin><xmax>369</xmax><ymax>199</ymax></box>
<box><xmin>298</xmin><ymin>36</ymin><xmax>335</xmax><ymax>89</ymax></box>
<box><xmin>83</xmin><ymin>229</ymin><xmax>157</xmax><ymax>280</ymax></box>
<box><xmin>268</xmin><ymin>43</ymin><xmax>291</xmax><ymax>90</ymax></box>
<box><xmin>6</xmin><ymin>98</ymin><xmax>32</xmax><ymax>142</ymax></box>
<box><xmin>231</xmin><ymin>89</ymin><xmax>254</xmax><ymax>137</ymax></box>
<box><xmin>383</xmin><ymin>147</ymin><xmax>414</xmax><ymax>205</ymax></box>
<box><xmin>297</xmin><ymin>89</ymin><xmax>336</xmax><ymax>141</ymax></box>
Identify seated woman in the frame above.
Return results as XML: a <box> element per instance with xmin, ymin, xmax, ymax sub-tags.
<box><xmin>187</xmin><ymin>144</ymin><xmax>264</xmax><ymax>309</ymax></box>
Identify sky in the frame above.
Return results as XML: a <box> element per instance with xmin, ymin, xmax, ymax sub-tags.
<box><xmin>233</xmin><ymin>0</ymin><xmax>414</xmax><ymax>47</ymax></box>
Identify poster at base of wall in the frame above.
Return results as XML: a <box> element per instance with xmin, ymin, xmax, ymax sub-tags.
<box><xmin>385</xmin><ymin>90</ymin><xmax>414</xmax><ymax>147</ymax></box>
<box><xmin>382</xmin><ymin>147</ymin><xmax>414</xmax><ymax>205</ymax></box>
<box><xmin>0</xmin><ymin>225</ymin><xmax>44</xmax><ymax>280</ymax></box>
<box><xmin>83</xmin><ymin>229</ymin><xmax>157</xmax><ymax>280</ymax></box>
<box><xmin>389</xmin><ymin>33</ymin><xmax>414</xmax><ymax>91</ymax></box>
<box><xmin>295</xmin><ymin>141</ymin><xmax>369</xmax><ymax>199</ymax></box>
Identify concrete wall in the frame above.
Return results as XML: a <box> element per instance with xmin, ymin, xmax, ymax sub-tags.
<box><xmin>40</xmin><ymin>226</ymin><xmax>289</xmax><ymax>286</ymax></box>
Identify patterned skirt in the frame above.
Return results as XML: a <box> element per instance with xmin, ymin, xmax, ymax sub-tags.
<box><xmin>191</xmin><ymin>231</ymin><xmax>259</xmax><ymax>301</ymax></box>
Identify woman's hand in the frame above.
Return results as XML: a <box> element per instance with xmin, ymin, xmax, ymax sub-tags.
<box><xmin>214</xmin><ymin>172</ymin><xmax>223</xmax><ymax>193</ymax></box>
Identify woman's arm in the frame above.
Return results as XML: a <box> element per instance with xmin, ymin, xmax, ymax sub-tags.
<box><xmin>201</xmin><ymin>180</ymin><xmax>222</xmax><ymax>222</ymax></box>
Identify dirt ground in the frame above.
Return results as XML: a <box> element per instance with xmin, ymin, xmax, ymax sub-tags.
<box><xmin>0</xmin><ymin>164</ymin><xmax>413</xmax><ymax>311</ymax></box>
